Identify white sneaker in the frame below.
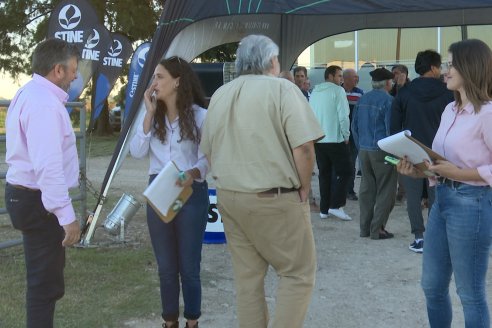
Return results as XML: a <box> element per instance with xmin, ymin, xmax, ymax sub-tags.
<box><xmin>320</xmin><ymin>212</ymin><xmax>329</xmax><ymax>219</ymax></box>
<box><xmin>328</xmin><ymin>208</ymin><xmax>352</xmax><ymax>221</ymax></box>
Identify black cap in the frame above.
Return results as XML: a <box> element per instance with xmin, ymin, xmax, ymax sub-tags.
<box><xmin>369</xmin><ymin>68</ymin><xmax>394</xmax><ymax>82</ymax></box>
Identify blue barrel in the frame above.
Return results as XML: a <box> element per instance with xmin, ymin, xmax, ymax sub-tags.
<box><xmin>203</xmin><ymin>189</ymin><xmax>226</xmax><ymax>244</ymax></box>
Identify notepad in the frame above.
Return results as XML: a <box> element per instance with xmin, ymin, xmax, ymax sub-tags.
<box><xmin>377</xmin><ymin>130</ymin><xmax>446</xmax><ymax>177</ymax></box>
<box><xmin>143</xmin><ymin>161</ymin><xmax>193</xmax><ymax>223</ymax></box>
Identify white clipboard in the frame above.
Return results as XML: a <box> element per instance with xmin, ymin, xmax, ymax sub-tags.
<box><xmin>377</xmin><ymin>130</ymin><xmax>446</xmax><ymax>176</ymax></box>
<box><xmin>143</xmin><ymin>161</ymin><xmax>193</xmax><ymax>222</ymax></box>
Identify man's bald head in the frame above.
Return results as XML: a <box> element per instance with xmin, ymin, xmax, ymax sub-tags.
<box><xmin>279</xmin><ymin>70</ymin><xmax>294</xmax><ymax>83</ymax></box>
<box><xmin>342</xmin><ymin>68</ymin><xmax>358</xmax><ymax>91</ymax></box>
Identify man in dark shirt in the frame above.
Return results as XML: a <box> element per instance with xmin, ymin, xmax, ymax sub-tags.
<box><xmin>390</xmin><ymin>50</ymin><xmax>454</xmax><ymax>254</ymax></box>
<box><xmin>390</xmin><ymin>64</ymin><xmax>410</xmax><ymax>97</ymax></box>
<box><xmin>294</xmin><ymin>66</ymin><xmax>310</xmax><ymax>100</ymax></box>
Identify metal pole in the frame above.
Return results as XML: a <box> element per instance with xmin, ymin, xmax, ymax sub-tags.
<box><xmin>79</xmin><ymin>104</ymin><xmax>87</xmax><ymax>224</ymax></box>
<box><xmin>0</xmin><ymin>239</ymin><xmax>22</xmax><ymax>250</ymax></box>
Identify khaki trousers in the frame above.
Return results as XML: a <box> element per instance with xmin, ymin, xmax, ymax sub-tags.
<box><xmin>217</xmin><ymin>189</ymin><xmax>316</xmax><ymax>328</ymax></box>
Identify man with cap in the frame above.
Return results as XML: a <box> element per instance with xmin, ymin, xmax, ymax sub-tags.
<box><xmin>351</xmin><ymin>68</ymin><xmax>398</xmax><ymax>240</ymax></box>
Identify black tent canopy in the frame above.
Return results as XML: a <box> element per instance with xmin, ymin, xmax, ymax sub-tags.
<box><xmin>160</xmin><ymin>0</ymin><xmax>492</xmax><ymax>69</ymax></box>
<box><xmin>83</xmin><ymin>0</ymin><xmax>492</xmax><ymax>243</ymax></box>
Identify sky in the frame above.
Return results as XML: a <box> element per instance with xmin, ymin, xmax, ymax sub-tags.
<box><xmin>0</xmin><ymin>74</ymin><xmax>30</xmax><ymax>99</ymax></box>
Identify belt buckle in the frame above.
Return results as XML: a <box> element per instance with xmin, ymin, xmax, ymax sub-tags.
<box><xmin>438</xmin><ymin>177</ymin><xmax>460</xmax><ymax>188</ymax></box>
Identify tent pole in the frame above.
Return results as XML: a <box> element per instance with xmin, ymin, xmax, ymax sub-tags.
<box><xmin>80</xmin><ymin>130</ymin><xmax>132</xmax><ymax>246</ymax></box>
<box><xmin>461</xmin><ymin>26</ymin><xmax>468</xmax><ymax>40</ymax></box>
<box><xmin>396</xmin><ymin>28</ymin><xmax>401</xmax><ymax>62</ymax></box>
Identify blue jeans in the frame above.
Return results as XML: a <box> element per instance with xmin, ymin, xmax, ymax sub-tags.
<box><xmin>422</xmin><ymin>183</ymin><xmax>492</xmax><ymax>328</ymax></box>
<box><xmin>5</xmin><ymin>183</ymin><xmax>65</xmax><ymax>328</ymax></box>
<box><xmin>147</xmin><ymin>177</ymin><xmax>209</xmax><ymax>321</ymax></box>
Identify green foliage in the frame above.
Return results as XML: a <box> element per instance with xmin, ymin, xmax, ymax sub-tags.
<box><xmin>0</xmin><ymin>0</ymin><xmax>163</xmax><ymax>78</ymax></box>
<box><xmin>198</xmin><ymin>42</ymin><xmax>238</xmax><ymax>62</ymax></box>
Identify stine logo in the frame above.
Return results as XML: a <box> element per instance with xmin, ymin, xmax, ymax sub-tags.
<box><xmin>103</xmin><ymin>40</ymin><xmax>123</xmax><ymax>67</ymax></box>
<box><xmin>137</xmin><ymin>47</ymin><xmax>149</xmax><ymax>68</ymax></box>
<box><xmin>129</xmin><ymin>46</ymin><xmax>149</xmax><ymax>97</ymax></box>
<box><xmin>55</xmin><ymin>4</ymin><xmax>84</xmax><ymax>43</ymax></box>
<box><xmin>82</xmin><ymin>29</ymin><xmax>100</xmax><ymax>61</ymax></box>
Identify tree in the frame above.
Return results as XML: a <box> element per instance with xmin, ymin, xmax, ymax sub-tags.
<box><xmin>0</xmin><ymin>1</ymin><xmax>238</xmax><ymax>135</ymax></box>
<box><xmin>198</xmin><ymin>42</ymin><xmax>238</xmax><ymax>63</ymax></box>
<box><xmin>0</xmin><ymin>0</ymin><xmax>162</xmax><ymax>78</ymax></box>
<box><xmin>0</xmin><ymin>0</ymin><xmax>163</xmax><ymax>135</ymax></box>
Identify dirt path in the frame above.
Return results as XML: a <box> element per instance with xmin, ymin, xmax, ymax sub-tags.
<box><xmin>87</xmin><ymin>155</ymin><xmax>482</xmax><ymax>328</ymax></box>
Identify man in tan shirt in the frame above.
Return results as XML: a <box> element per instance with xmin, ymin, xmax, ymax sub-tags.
<box><xmin>200</xmin><ymin>34</ymin><xmax>324</xmax><ymax>328</ymax></box>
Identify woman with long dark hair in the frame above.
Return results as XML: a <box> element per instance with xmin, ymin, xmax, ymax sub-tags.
<box><xmin>130</xmin><ymin>56</ymin><xmax>209</xmax><ymax>328</ymax></box>
<box><xmin>398</xmin><ymin>39</ymin><xmax>492</xmax><ymax>327</ymax></box>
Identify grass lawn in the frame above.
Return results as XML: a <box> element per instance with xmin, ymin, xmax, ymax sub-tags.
<box><xmin>0</xmin><ymin>244</ymin><xmax>162</xmax><ymax>328</ymax></box>
<box><xmin>0</xmin><ymin>128</ymin><xmax>161</xmax><ymax>327</ymax></box>
<box><xmin>84</xmin><ymin>132</ymin><xmax>121</xmax><ymax>158</ymax></box>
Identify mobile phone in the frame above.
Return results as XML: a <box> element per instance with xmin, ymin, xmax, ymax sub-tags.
<box><xmin>384</xmin><ymin>155</ymin><xmax>400</xmax><ymax>165</ymax></box>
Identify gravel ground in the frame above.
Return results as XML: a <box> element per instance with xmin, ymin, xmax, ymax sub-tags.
<box><xmin>77</xmin><ymin>156</ymin><xmax>492</xmax><ymax>327</ymax></box>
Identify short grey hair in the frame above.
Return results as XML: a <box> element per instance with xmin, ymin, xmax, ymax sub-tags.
<box><xmin>343</xmin><ymin>68</ymin><xmax>356</xmax><ymax>78</ymax></box>
<box><xmin>235</xmin><ymin>34</ymin><xmax>279</xmax><ymax>76</ymax></box>
<box><xmin>371</xmin><ymin>80</ymin><xmax>388</xmax><ymax>90</ymax></box>
<box><xmin>32</xmin><ymin>38</ymin><xmax>80</xmax><ymax>77</ymax></box>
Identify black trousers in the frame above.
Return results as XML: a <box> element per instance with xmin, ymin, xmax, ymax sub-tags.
<box><xmin>5</xmin><ymin>184</ymin><xmax>65</xmax><ymax>328</ymax></box>
<box><xmin>347</xmin><ymin>135</ymin><xmax>358</xmax><ymax>194</ymax></box>
<box><xmin>315</xmin><ymin>142</ymin><xmax>352</xmax><ymax>213</ymax></box>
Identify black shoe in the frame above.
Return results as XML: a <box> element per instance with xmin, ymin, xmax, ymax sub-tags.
<box><xmin>383</xmin><ymin>229</ymin><xmax>394</xmax><ymax>238</ymax></box>
<box><xmin>372</xmin><ymin>231</ymin><xmax>394</xmax><ymax>240</ymax></box>
<box><xmin>409</xmin><ymin>239</ymin><xmax>424</xmax><ymax>253</ymax></box>
<box><xmin>378</xmin><ymin>232</ymin><xmax>394</xmax><ymax>239</ymax></box>
<box><xmin>347</xmin><ymin>192</ymin><xmax>358</xmax><ymax>201</ymax></box>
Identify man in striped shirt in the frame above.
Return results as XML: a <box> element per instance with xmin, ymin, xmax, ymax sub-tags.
<box><xmin>342</xmin><ymin>69</ymin><xmax>364</xmax><ymax>201</ymax></box>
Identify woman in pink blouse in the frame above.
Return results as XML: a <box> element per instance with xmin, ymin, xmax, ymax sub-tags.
<box><xmin>398</xmin><ymin>39</ymin><xmax>492</xmax><ymax>328</ymax></box>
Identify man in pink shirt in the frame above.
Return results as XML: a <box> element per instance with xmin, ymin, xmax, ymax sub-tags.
<box><xmin>4</xmin><ymin>38</ymin><xmax>81</xmax><ymax>327</ymax></box>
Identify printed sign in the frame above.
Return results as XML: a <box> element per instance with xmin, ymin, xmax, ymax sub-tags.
<box><xmin>90</xmin><ymin>33</ymin><xmax>133</xmax><ymax>127</ymax></box>
<box><xmin>125</xmin><ymin>42</ymin><xmax>151</xmax><ymax>121</ymax></box>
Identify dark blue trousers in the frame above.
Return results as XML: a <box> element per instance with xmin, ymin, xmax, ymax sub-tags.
<box><xmin>5</xmin><ymin>183</ymin><xmax>65</xmax><ymax>328</ymax></box>
<box><xmin>146</xmin><ymin>178</ymin><xmax>209</xmax><ymax>321</ymax></box>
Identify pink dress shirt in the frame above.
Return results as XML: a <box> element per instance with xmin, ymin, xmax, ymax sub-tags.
<box><xmin>5</xmin><ymin>74</ymin><xmax>80</xmax><ymax>226</ymax></box>
<box><xmin>432</xmin><ymin>101</ymin><xmax>492</xmax><ymax>186</ymax></box>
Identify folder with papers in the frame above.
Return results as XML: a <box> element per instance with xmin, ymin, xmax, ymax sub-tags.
<box><xmin>143</xmin><ymin>161</ymin><xmax>193</xmax><ymax>223</ymax></box>
<box><xmin>377</xmin><ymin>130</ymin><xmax>446</xmax><ymax>177</ymax></box>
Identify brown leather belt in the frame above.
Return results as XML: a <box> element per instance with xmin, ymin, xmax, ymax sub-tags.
<box><xmin>7</xmin><ymin>183</ymin><xmax>39</xmax><ymax>192</ymax></box>
<box><xmin>258</xmin><ymin>187</ymin><xmax>298</xmax><ymax>195</ymax></box>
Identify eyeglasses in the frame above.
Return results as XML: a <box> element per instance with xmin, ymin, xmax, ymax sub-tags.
<box><xmin>441</xmin><ymin>62</ymin><xmax>453</xmax><ymax>72</ymax></box>
<box><xmin>167</xmin><ymin>56</ymin><xmax>182</xmax><ymax>65</ymax></box>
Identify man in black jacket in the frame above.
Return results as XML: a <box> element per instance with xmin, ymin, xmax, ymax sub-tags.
<box><xmin>390</xmin><ymin>50</ymin><xmax>454</xmax><ymax>254</ymax></box>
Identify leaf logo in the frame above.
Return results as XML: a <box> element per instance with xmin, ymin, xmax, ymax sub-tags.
<box><xmin>108</xmin><ymin>40</ymin><xmax>123</xmax><ymax>57</ymax></box>
<box><xmin>58</xmin><ymin>5</ymin><xmax>82</xmax><ymax>30</ymax></box>
<box><xmin>137</xmin><ymin>47</ymin><xmax>149</xmax><ymax>68</ymax></box>
<box><xmin>85</xmin><ymin>29</ymin><xmax>100</xmax><ymax>49</ymax></box>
